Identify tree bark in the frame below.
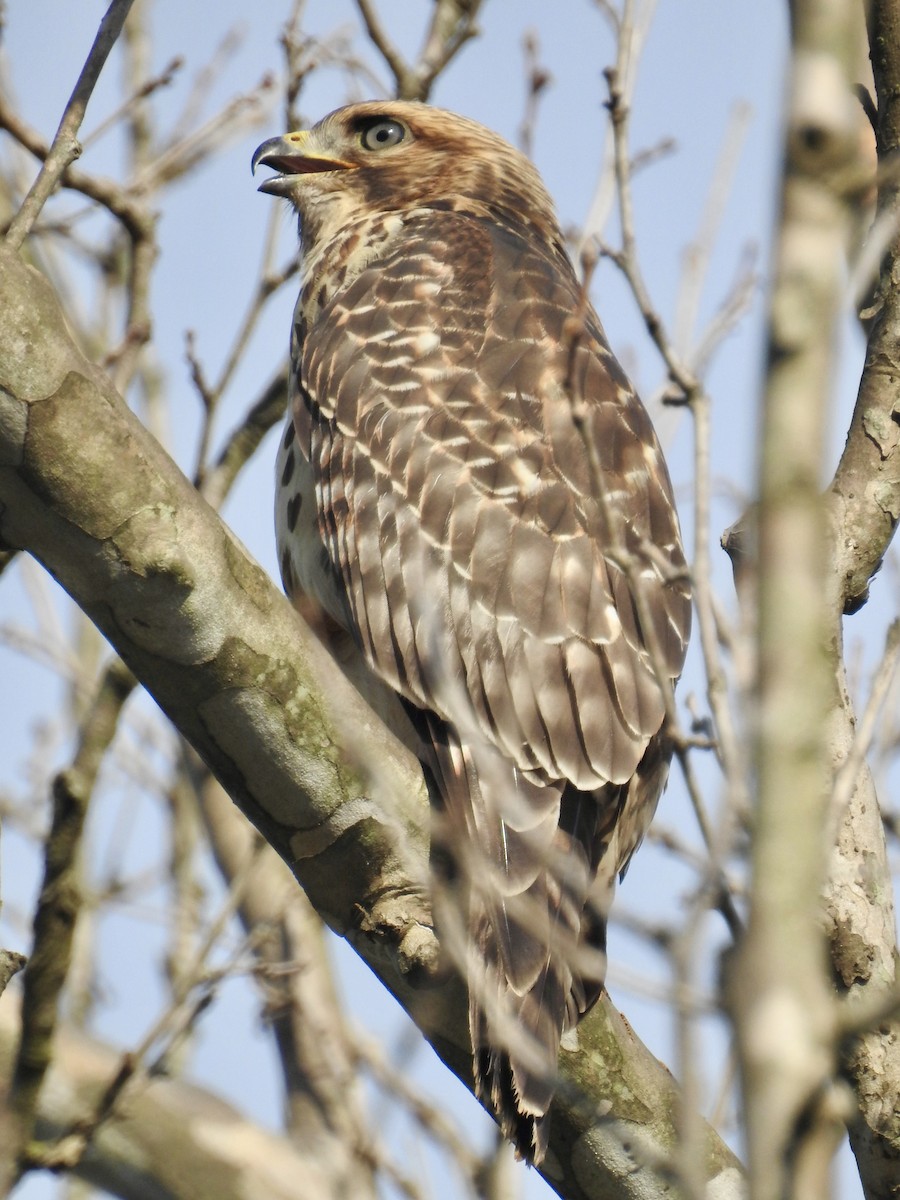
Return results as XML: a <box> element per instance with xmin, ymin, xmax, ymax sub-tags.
<box><xmin>0</xmin><ymin>1000</ymin><xmax>346</xmax><ymax>1200</ymax></box>
<box><xmin>726</xmin><ymin>3</ymin><xmax>900</xmax><ymax>1197</ymax></box>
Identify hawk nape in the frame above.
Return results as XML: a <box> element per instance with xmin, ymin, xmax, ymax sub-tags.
<box><xmin>252</xmin><ymin>102</ymin><xmax>691</xmax><ymax>1165</ymax></box>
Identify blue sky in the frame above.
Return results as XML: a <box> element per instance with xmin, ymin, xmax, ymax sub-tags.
<box><xmin>1</xmin><ymin>3</ymin><xmax>886</xmax><ymax>1198</ymax></box>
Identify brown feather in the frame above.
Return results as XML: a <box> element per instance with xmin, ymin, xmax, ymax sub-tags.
<box><xmin>260</xmin><ymin>101</ymin><xmax>691</xmax><ymax>1163</ymax></box>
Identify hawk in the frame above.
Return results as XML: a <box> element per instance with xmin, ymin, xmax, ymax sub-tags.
<box><xmin>253</xmin><ymin>102</ymin><xmax>690</xmax><ymax>1163</ymax></box>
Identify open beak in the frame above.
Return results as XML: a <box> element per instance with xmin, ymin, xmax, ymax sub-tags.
<box><xmin>251</xmin><ymin>132</ymin><xmax>356</xmax><ymax>195</ymax></box>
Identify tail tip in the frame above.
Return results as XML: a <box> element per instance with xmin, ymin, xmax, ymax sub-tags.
<box><xmin>474</xmin><ymin>1048</ymin><xmax>550</xmax><ymax>1166</ymax></box>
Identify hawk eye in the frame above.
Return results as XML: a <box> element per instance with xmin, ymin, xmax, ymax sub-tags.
<box><xmin>359</xmin><ymin>119</ymin><xmax>406</xmax><ymax>151</ymax></box>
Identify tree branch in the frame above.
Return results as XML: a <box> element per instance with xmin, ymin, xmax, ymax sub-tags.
<box><xmin>193</xmin><ymin>764</ymin><xmax>380</xmax><ymax>1198</ymax></box>
<box><xmin>6</xmin><ymin>658</ymin><xmax>136</xmax><ymax>1191</ymax></box>
<box><xmin>830</xmin><ymin>0</ymin><xmax>900</xmax><ymax>615</ymax></box>
<box><xmin>727</xmin><ymin>5</ymin><xmax>896</xmax><ymax>1200</ymax></box>
<box><xmin>0</xmin><ymin>1001</ymin><xmax>341</xmax><ymax>1200</ymax></box>
<box><xmin>0</xmin><ymin>954</ymin><xmax>26</xmax><ymax>1001</ymax></box>
<box><xmin>4</xmin><ymin>0</ymin><xmax>137</xmax><ymax>248</ymax></box>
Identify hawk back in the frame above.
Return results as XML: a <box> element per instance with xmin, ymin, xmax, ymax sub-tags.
<box><xmin>276</xmin><ymin>205</ymin><xmax>690</xmax><ymax>1161</ymax></box>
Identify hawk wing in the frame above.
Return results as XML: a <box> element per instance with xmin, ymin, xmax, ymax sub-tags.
<box><xmin>296</xmin><ymin>209</ymin><xmax>688</xmax><ymax>778</ymax></box>
<box><xmin>287</xmin><ymin>207</ymin><xmax>690</xmax><ymax>1156</ymax></box>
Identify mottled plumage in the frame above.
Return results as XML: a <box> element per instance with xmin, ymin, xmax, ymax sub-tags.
<box><xmin>253</xmin><ymin>102</ymin><xmax>691</xmax><ymax>1163</ymax></box>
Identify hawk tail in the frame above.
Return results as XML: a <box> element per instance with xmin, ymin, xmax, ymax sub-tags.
<box><xmin>422</xmin><ymin>709</ymin><xmax>618</xmax><ymax>1164</ymax></box>
<box><xmin>468</xmin><ymin>777</ymin><xmax>621</xmax><ymax>1164</ymax></box>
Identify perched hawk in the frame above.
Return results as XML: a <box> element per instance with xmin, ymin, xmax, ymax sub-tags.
<box><xmin>253</xmin><ymin>102</ymin><xmax>690</xmax><ymax>1163</ymax></box>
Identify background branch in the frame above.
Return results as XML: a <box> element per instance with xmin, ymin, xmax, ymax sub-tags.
<box><xmin>4</xmin><ymin>0</ymin><xmax>137</xmax><ymax>248</ymax></box>
<box><xmin>831</xmin><ymin>0</ymin><xmax>900</xmax><ymax>614</ymax></box>
<box><xmin>0</xmin><ymin>1001</ymin><xmax>339</xmax><ymax>1200</ymax></box>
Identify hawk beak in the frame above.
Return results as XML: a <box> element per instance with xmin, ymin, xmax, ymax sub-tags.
<box><xmin>252</xmin><ymin>132</ymin><xmax>356</xmax><ymax>194</ymax></box>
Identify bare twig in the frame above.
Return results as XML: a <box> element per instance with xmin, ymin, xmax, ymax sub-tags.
<box><xmin>281</xmin><ymin>0</ymin><xmax>313</xmax><ymax>130</ymax></box>
<box><xmin>132</xmin><ymin>80</ymin><xmax>276</xmax><ymax>196</ymax></box>
<box><xmin>350</xmin><ymin>1029</ymin><xmax>489</xmax><ymax>1194</ymax></box>
<box><xmin>185</xmin><ymin>329</ymin><xmax>217</xmax><ymax>482</ymax></box>
<box><xmin>602</xmin><ymin>63</ymin><xmax>697</xmax><ymax>401</ymax></box>
<box><xmin>673</xmin><ymin>102</ymin><xmax>752</xmax><ymax>359</ymax></box>
<box><xmin>162</xmin><ymin>770</ymin><xmax>203</xmax><ymax>1069</ymax></box>
<box><xmin>0</xmin><ymin>95</ymin><xmax>150</xmax><ymax>241</ymax></box>
<box><xmin>579</xmin><ymin>0</ymin><xmax>658</xmax><ymax>256</ymax></box>
<box><xmin>416</xmin><ymin>0</ymin><xmax>484</xmax><ymax>97</ymax></box>
<box><xmin>81</xmin><ymin>56</ymin><xmax>183</xmax><ymax>149</ymax></box>
<box><xmin>5</xmin><ymin>0</ymin><xmax>136</xmax><ymax>248</ymax></box>
<box><xmin>167</xmin><ymin>25</ymin><xmax>245</xmax><ymax>146</ymax></box>
<box><xmin>688</xmin><ymin>246</ymin><xmax>759</xmax><ymax>380</ymax></box>
<box><xmin>25</xmin><ymin>844</ymin><xmax>266</xmax><ymax>1175</ymax></box>
<box><xmin>356</xmin><ymin>0</ymin><xmax>483</xmax><ymax>101</ymax></box>
<box><xmin>600</xmin><ymin>44</ymin><xmax>750</xmax><ymax>913</ymax></box>
<box><xmin>354</xmin><ymin>0</ymin><xmax>409</xmax><ymax>94</ymax></box>
<box><xmin>8</xmin><ymin>657</ymin><xmax>136</xmax><ymax>1188</ymax></box>
<box><xmin>199</xmin><ymin>370</ymin><xmax>290</xmax><ymax>511</ymax></box>
<box><xmin>518</xmin><ymin>30</ymin><xmax>552</xmax><ymax>158</ymax></box>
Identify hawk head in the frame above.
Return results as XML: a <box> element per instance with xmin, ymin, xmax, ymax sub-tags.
<box><xmin>251</xmin><ymin>101</ymin><xmax>562</xmax><ymax>253</ymax></box>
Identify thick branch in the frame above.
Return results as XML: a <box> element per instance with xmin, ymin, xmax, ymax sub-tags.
<box><xmin>822</xmin><ymin>1</ymin><xmax>900</xmax><ymax>1192</ymax></box>
<box><xmin>824</xmin><ymin>658</ymin><xmax>900</xmax><ymax>1200</ymax></box>
<box><xmin>0</xmin><ymin>242</ymin><xmax>743</xmax><ymax>1200</ymax></box>
<box><xmin>830</xmin><ymin>0</ymin><xmax>900</xmax><ymax>613</ymax></box>
<box><xmin>729</xmin><ymin>4</ymin><xmax>864</xmax><ymax>1197</ymax></box>
<box><xmin>0</xmin><ymin>1002</ymin><xmax>339</xmax><ymax>1200</ymax></box>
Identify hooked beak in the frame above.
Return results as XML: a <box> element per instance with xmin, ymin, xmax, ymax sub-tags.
<box><xmin>251</xmin><ymin>132</ymin><xmax>356</xmax><ymax>195</ymax></box>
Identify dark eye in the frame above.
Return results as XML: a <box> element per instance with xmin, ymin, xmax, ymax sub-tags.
<box><xmin>360</xmin><ymin>119</ymin><xmax>406</xmax><ymax>151</ymax></box>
